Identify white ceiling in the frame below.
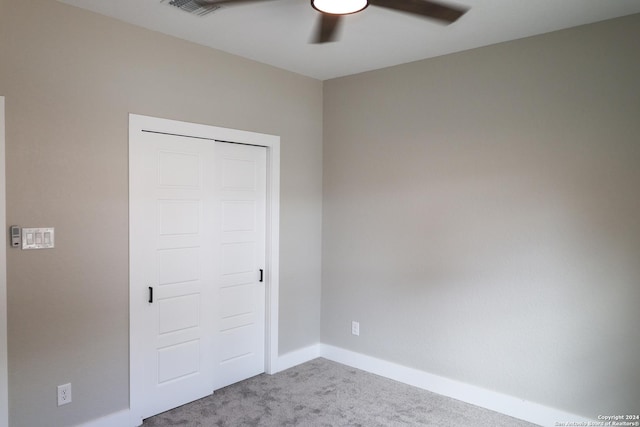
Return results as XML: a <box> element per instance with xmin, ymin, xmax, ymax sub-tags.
<box><xmin>59</xmin><ymin>0</ymin><xmax>640</xmax><ymax>80</ymax></box>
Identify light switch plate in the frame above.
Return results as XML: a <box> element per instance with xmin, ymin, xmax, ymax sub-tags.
<box><xmin>22</xmin><ymin>227</ymin><xmax>55</xmax><ymax>250</ymax></box>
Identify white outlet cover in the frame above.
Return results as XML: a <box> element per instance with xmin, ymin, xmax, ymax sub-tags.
<box><xmin>57</xmin><ymin>383</ymin><xmax>72</xmax><ymax>406</ymax></box>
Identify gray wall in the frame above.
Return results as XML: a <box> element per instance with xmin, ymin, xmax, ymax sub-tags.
<box><xmin>2</xmin><ymin>0</ymin><xmax>639</xmax><ymax>424</ymax></box>
<box><xmin>322</xmin><ymin>14</ymin><xmax>640</xmax><ymax>419</ymax></box>
<box><xmin>0</xmin><ymin>1</ymin><xmax>322</xmax><ymax>426</ymax></box>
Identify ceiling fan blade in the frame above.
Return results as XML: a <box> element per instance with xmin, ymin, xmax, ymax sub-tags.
<box><xmin>369</xmin><ymin>0</ymin><xmax>467</xmax><ymax>23</ymax></box>
<box><xmin>195</xmin><ymin>0</ymin><xmax>277</xmax><ymax>5</ymax></box>
<box><xmin>312</xmin><ymin>14</ymin><xmax>342</xmax><ymax>44</ymax></box>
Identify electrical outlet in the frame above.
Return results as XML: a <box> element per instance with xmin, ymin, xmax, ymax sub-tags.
<box><xmin>351</xmin><ymin>321</ymin><xmax>360</xmax><ymax>336</ymax></box>
<box><xmin>57</xmin><ymin>383</ymin><xmax>72</xmax><ymax>406</ymax></box>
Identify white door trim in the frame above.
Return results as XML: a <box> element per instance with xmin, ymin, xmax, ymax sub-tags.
<box><xmin>128</xmin><ymin>114</ymin><xmax>280</xmax><ymax>424</ymax></box>
<box><xmin>0</xmin><ymin>96</ymin><xmax>8</xmax><ymax>427</ymax></box>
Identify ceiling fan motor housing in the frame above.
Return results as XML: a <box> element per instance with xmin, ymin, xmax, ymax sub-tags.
<box><xmin>311</xmin><ymin>0</ymin><xmax>369</xmax><ymax>15</ymax></box>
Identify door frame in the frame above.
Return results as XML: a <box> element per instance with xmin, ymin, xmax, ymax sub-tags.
<box><xmin>128</xmin><ymin>114</ymin><xmax>280</xmax><ymax>423</ymax></box>
<box><xmin>1</xmin><ymin>96</ymin><xmax>8</xmax><ymax>427</ymax></box>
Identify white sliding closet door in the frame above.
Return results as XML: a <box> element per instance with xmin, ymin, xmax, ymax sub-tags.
<box><xmin>212</xmin><ymin>142</ymin><xmax>266</xmax><ymax>390</ymax></box>
<box><xmin>129</xmin><ymin>116</ymin><xmax>270</xmax><ymax>423</ymax></box>
<box><xmin>131</xmin><ymin>130</ymin><xmax>217</xmax><ymax>420</ymax></box>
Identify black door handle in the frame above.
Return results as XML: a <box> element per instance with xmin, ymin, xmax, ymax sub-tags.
<box><xmin>259</xmin><ymin>269</ymin><xmax>264</xmax><ymax>282</ymax></box>
<box><xmin>148</xmin><ymin>286</ymin><xmax>154</xmax><ymax>303</ymax></box>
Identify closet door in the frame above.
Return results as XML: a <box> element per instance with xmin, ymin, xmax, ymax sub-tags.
<box><xmin>130</xmin><ymin>125</ymin><xmax>267</xmax><ymax>422</ymax></box>
<box><xmin>212</xmin><ymin>141</ymin><xmax>266</xmax><ymax>390</ymax></box>
<box><xmin>130</xmin><ymin>130</ymin><xmax>216</xmax><ymax>420</ymax></box>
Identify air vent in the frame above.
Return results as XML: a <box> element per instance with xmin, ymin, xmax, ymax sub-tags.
<box><xmin>163</xmin><ymin>0</ymin><xmax>222</xmax><ymax>16</ymax></box>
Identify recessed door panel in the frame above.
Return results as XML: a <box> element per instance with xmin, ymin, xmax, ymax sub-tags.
<box><xmin>220</xmin><ymin>284</ymin><xmax>253</xmax><ymax>319</ymax></box>
<box><xmin>221</xmin><ymin>242</ymin><xmax>254</xmax><ymax>276</ymax></box>
<box><xmin>222</xmin><ymin>201</ymin><xmax>256</xmax><ymax>232</ymax></box>
<box><xmin>158</xmin><ymin>151</ymin><xmax>201</xmax><ymax>188</ymax></box>
<box><xmin>219</xmin><ymin>326</ymin><xmax>255</xmax><ymax>363</ymax></box>
<box><xmin>158</xmin><ymin>294</ymin><xmax>200</xmax><ymax>334</ymax></box>
<box><xmin>157</xmin><ymin>340</ymin><xmax>200</xmax><ymax>383</ymax></box>
<box><xmin>158</xmin><ymin>248</ymin><xmax>199</xmax><ymax>286</ymax></box>
<box><xmin>158</xmin><ymin>200</ymin><xmax>200</xmax><ymax>236</ymax></box>
<box><xmin>222</xmin><ymin>158</ymin><xmax>256</xmax><ymax>190</ymax></box>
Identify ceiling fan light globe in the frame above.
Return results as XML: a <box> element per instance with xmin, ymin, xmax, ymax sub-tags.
<box><xmin>311</xmin><ymin>0</ymin><xmax>368</xmax><ymax>15</ymax></box>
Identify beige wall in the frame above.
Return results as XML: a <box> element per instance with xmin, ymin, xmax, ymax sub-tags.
<box><xmin>0</xmin><ymin>1</ymin><xmax>322</xmax><ymax>426</ymax></box>
<box><xmin>322</xmin><ymin>14</ymin><xmax>640</xmax><ymax>419</ymax></box>
<box><xmin>2</xmin><ymin>0</ymin><xmax>639</xmax><ymax>424</ymax></box>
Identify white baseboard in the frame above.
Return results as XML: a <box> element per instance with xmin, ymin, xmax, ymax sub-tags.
<box><xmin>75</xmin><ymin>408</ymin><xmax>133</xmax><ymax>427</ymax></box>
<box><xmin>77</xmin><ymin>343</ymin><xmax>594</xmax><ymax>427</ymax></box>
<box><xmin>320</xmin><ymin>344</ymin><xmax>594</xmax><ymax>427</ymax></box>
<box><xmin>276</xmin><ymin>344</ymin><xmax>321</xmax><ymax>372</ymax></box>
<box><xmin>76</xmin><ymin>345</ymin><xmax>322</xmax><ymax>427</ymax></box>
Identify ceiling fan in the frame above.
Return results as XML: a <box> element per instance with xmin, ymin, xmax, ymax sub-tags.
<box><xmin>309</xmin><ymin>0</ymin><xmax>468</xmax><ymax>43</ymax></box>
<box><xmin>167</xmin><ymin>0</ymin><xmax>468</xmax><ymax>43</ymax></box>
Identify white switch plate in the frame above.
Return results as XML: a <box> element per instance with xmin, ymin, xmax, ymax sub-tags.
<box><xmin>22</xmin><ymin>227</ymin><xmax>55</xmax><ymax>250</ymax></box>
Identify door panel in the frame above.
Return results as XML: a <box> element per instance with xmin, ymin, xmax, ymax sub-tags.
<box><xmin>213</xmin><ymin>142</ymin><xmax>266</xmax><ymax>390</ymax></box>
<box><xmin>157</xmin><ymin>340</ymin><xmax>200</xmax><ymax>383</ymax></box>
<box><xmin>131</xmin><ymin>129</ymin><xmax>267</xmax><ymax>420</ymax></box>
<box><xmin>130</xmin><ymin>132</ymin><xmax>215</xmax><ymax>419</ymax></box>
<box><xmin>158</xmin><ymin>294</ymin><xmax>200</xmax><ymax>334</ymax></box>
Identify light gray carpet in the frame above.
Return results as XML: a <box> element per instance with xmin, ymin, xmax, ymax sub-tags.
<box><xmin>143</xmin><ymin>358</ymin><xmax>540</xmax><ymax>426</ymax></box>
